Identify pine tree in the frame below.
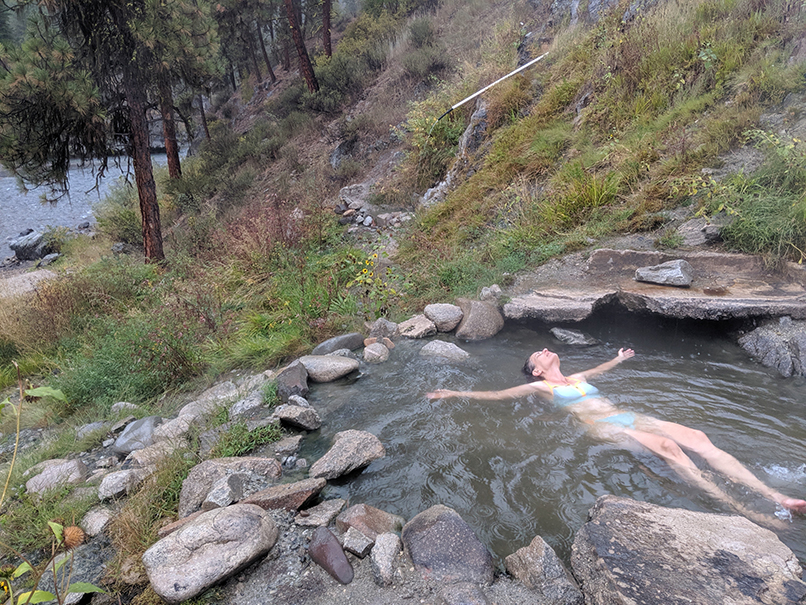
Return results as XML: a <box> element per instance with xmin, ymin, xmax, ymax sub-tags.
<box><xmin>0</xmin><ymin>0</ymin><xmax>219</xmax><ymax>262</ymax></box>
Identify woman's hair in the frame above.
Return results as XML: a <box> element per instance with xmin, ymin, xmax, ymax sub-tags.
<box><xmin>522</xmin><ymin>356</ymin><xmax>545</xmax><ymax>380</ymax></box>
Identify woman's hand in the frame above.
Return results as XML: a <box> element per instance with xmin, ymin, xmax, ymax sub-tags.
<box><xmin>618</xmin><ymin>348</ymin><xmax>635</xmax><ymax>360</ymax></box>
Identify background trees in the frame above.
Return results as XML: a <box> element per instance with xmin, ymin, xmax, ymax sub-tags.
<box><xmin>0</xmin><ymin>0</ymin><xmax>219</xmax><ymax>262</ymax></box>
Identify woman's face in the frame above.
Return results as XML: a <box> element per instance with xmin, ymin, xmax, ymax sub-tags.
<box><xmin>529</xmin><ymin>348</ymin><xmax>559</xmax><ymax>377</ymax></box>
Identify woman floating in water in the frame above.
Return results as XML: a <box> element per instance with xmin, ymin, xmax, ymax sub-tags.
<box><xmin>426</xmin><ymin>347</ymin><xmax>806</xmax><ymax>516</ymax></box>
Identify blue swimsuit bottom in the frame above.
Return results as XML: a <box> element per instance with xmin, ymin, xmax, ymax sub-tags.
<box><xmin>595</xmin><ymin>412</ymin><xmax>637</xmax><ymax>430</ymax></box>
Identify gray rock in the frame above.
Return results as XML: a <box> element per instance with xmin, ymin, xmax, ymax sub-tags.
<box><xmin>363</xmin><ymin>342</ymin><xmax>390</xmax><ymax>363</ymax></box>
<box><xmin>479</xmin><ymin>284</ymin><xmax>502</xmax><ymax>303</ymax></box>
<box><xmin>287</xmin><ymin>394</ymin><xmax>311</xmax><ymax>407</ymax></box>
<box><xmin>457</xmin><ymin>99</ymin><xmax>488</xmax><ymax>157</ymax></box>
<box><xmin>113</xmin><ymin>415</ymin><xmax>163</xmax><ymax>455</ymax></box>
<box><xmin>506</xmin><ymin>535</ymin><xmax>583</xmax><ymax>605</ymax></box>
<box><xmin>738</xmin><ymin>318</ymin><xmax>806</xmax><ymax>377</ymax></box>
<box><xmin>26</xmin><ymin>459</ymin><xmax>88</xmax><ymax>496</ymax></box>
<box><xmin>37</xmin><ymin>253</ymin><xmax>60</xmax><ymax>267</ymax></box>
<box><xmin>550</xmin><ymin>327</ymin><xmax>600</xmax><ymax>347</ymax></box>
<box><xmin>151</xmin><ymin>416</ymin><xmax>192</xmax><ymax>444</ymax></box>
<box><xmin>309</xmin><ymin>526</ymin><xmax>354</xmax><ymax>584</ymax></box>
<box><xmin>339</xmin><ymin>183</ymin><xmax>370</xmax><ymax>209</ymax></box>
<box><xmin>81</xmin><ymin>506</ymin><xmax>114</xmax><ymax>537</ymax></box>
<box><xmin>371</xmin><ymin>532</ymin><xmax>402</xmax><ymax>587</ymax></box>
<box><xmin>368</xmin><ymin>317</ymin><xmax>399</xmax><ymax>339</ymax></box>
<box><xmin>312</xmin><ymin>332</ymin><xmax>365</xmax><ymax>355</ymax></box>
<box><xmin>276</xmin><ymin>360</ymin><xmax>309</xmax><ymax>401</ymax></box>
<box><xmin>10</xmin><ymin>231</ymin><xmax>50</xmax><ymax>260</ymax></box>
<box><xmin>295</xmin><ymin>498</ymin><xmax>346</xmax><ymax>527</ymax></box>
<box><xmin>327</xmin><ymin>347</ymin><xmax>360</xmax><ymax>359</ymax></box>
<box><xmin>143</xmin><ymin>503</ymin><xmax>278</xmax><ymax>604</ymax></box>
<box><xmin>177</xmin><ymin>381</ymin><xmax>238</xmax><ymax>420</ymax></box>
<box><xmin>127</xmin><ymin>439</ymin><xmax>187</xmax><ymax>467</ymax></box>
<box><xmin>571</xmin><ymin>495</ymin><xmax>806</xmax><ymax>605</ymax></box>
<box><xmin>76</xmin><ymin>421</ymin><xmax>107</xmax><ymax>440</ymax></box>
<box><xmin>110</xmin><ymin>401</ymin><xmax>140</xmax><ymax>415</ymax></box>
<box><xmin>38</xmin><ymin>537</ymin><xmax>112</xmax><ymax>605</ymax></box>
<box><xmin>424</xmin><ymin>303</ymin><xmax>464</xmax><ymax>332</ymax></box>
<box><xmin>242</xmin><ymin>477</ymin><xmax>326</xmax><ymax>510</ymax></box>
<box><xmin>342</xmin><ymin>526</ymin><xmax>374</xmax><ymax>558</ymax></box>
<box><xmin>228</xmin><ymin>391</ymin><xmax>264</xmax><ymax>420</ymax></box>
<box><xmin>455</xmin><ymin>299</ymin><xmax>504</xmax><ymax>341</ymax></box>
<box><xmin>398</xmin><ymin>314</ymin><xmax>437</xmax><ymax>339</ymax></box>
<box><xmin>634</xmin><ymin>259</ymin><xmax>694</xmax><ymax>287</ymax></box>
<box><xmin>309</xmin><ymin>430</ymin><xmax>386</xmax><ymax>480</ymax></box>
<box><xmin>298</xmin><ymin>355</ymin><xmax>360</xmax><ymax>382</ymax></box>
<box><xmin>419</xmin><ymin>340</ymin><xmax>470</xmax><ymax>362</ymax></box>
<box><xmin>178</xmin><ymin>458</ymin><xmax>282</xmax><ymax>518</ymax></box>
<box><xmin>402</xmin><ymin>504</ymin><xmax>495</xmax><ymax>585</ymax></box>
<box><xmin>275</xmin><ymin>404</ymin><xmax>322</xmax><ymax>430</ymax></box>
<box><xmin>336</xmin><ymin>503</ymin><xmax>405</xmax><ymax>540</ymax></box>
<box><xmin>202</xmin><ymin>474</ymin><xmax>246</xmax><ymax>511</ymax></box>
<box><xmin>98</xmin><ymin>467</ymin><xmax>155</xmax><ymax>500</ymax></box>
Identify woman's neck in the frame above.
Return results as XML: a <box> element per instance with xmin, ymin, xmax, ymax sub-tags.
<box><xmin>543</xmin><ymin>370</ymin><xmax>569</xmax><ymax>384</ymax></box>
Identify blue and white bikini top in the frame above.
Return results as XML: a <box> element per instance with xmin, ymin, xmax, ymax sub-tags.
<box><xmin>544</xmin><ymin>379</ymin><xmax>599</xmax><ymax>407</ymax></box>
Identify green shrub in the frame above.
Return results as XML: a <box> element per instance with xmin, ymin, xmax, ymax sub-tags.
<box><xmin>94</xmin><ymin>180</ymin><xmax>143</xmax><ymax>244</ymax></box>
<box><xmin>409</xmin><ymin>17</ymin><xmax>436</xmax><ymax>48</ymax></box>
<box><xmin>210</xmin><ymin>422</ymin><xmax>283</xmax><ymax>458</ymax></box>
<box><xmin>402</xmin><ymin>45</ymin><xmax>451</xmax><ymax>80</ymax></box>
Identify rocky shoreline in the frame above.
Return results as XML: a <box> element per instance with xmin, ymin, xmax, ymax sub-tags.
<box><xmin>7</xmin><ymin>296</ymin><xmax>806</xmax><ymax>604</ymax></box>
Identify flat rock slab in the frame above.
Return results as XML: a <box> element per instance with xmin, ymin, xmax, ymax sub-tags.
<box><xmin>143</xmin><ymin>503</ymin><xmax>278</xmax><ymax>604</ymax></box>
<box><xmin>335</xmin><ymin>503</ymin><xmax>405</xmax><ymax>540</ymax></box>
<box><xmin>402</xmin><ymin>504</ymin><xmax>495</xmax><ymax>585</ymax></box>
<box><xmin>506</xmin><ymin>249</ymin><xmax>806</xmax><ymax>322</ymax></box>
<box><xmin>312</xmin><ymin>332</ymin><xmax>365</xmax><ymax>355</ymax></box>
<box><xmin>571</xmin><ymin>495</ymin><xmax>806</xmax><ymax>605</ymax></box>
<box><xmin>298</xmin><ymin>355</ymin><xmax>360</xmax><ymax>382</ymax></box>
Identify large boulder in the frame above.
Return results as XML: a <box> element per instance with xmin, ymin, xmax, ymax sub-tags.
<box><xmin>363</xmin><ymin>342</ymin><xmax>390</xmax><ymax>363</ymax></box>
<box><xmin>309</xmin><ymin>430</ymin><xmax>385</xmax><ymax>480</ymax></box>
<box><xmin>506</xmin><ymin>535</ymin><xmax>583</xmax><ymax>605</ymax></box>
<box><xmin>25</xmin><ymin>459</ymin><xmax>88</xmax><ymax>497</ymax></box>
<box><xmin>10</xmin><ymin>231</ymin><xmax>51</xmax><ymax>261</ymax></box>
<box><xmin>178</xmin><ymin>457</ymin><xmax>282</xmax><ymax>518</ymax></box>
<box><xmin>455</xmin><ymin>299</ymin><xmax>504</xmax><ymax>341</ymax></box>
<box><xmin>424</xmin><ymin>303</ymin><xmax>464</xmax><ymax>332</ymax></box>
<box><xmin>419</xmin><ymin>340</ymin><xmax>470</xmax><ymax>363</ymax></box>
<box><xmin>298</xmin><ymin>355</ymin><xmax>360</xmax><ymax>382</ymax></box>
<box><xmin>401</xmin><ymin>504</ymin><xmax>495</xmax><ymax>585</ymax></box>
<box><xmin>738</xmin><ymin>317</ymin><xmax>806</xmax><ymax>377</ymax></box>
<box><xmin>142</xmin><ymin>503</ymin><xmax>278</xmax><ymax>603</ymax></box>
<box><xmin>368</xmin><ymin>318</ymin><xmax>399</xmax><ymax>339</ymax></box>
<box><xmin>274</xmin><ymin>403</ymin><xmax>322</xmax><ymax>431</ymax></box>
<box><xmin>571</xmin><ymin>495</ymin><xmax>806</xmax><ymax>605</ymax></box>
<box><xmin>276</xmin><ymin>360</ymin><xmax>309</xmax><ymax>401</ymax></box>
<box><xmin>113</xmin><ymin>416</ymin><xmax>164</xmax><ymax>455</ymax></box>
<box><xmin>398</xmin><ymin>315</ymin><xmax>437</xmax><ymax>339</ymax></box>
<box><xmin>312</xmin><ymin>332</ymin><xmax>365</xmax><ymax>355</ymax></box>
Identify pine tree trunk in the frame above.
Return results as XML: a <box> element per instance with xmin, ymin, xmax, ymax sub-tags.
<box><xmin>159</xmin><ymin>79</ymin><xmax>182</xmax><ymax>179</ymax></box>
<box><xmin>245</xmin><ymin>31</ymin><xmax>263</xmax><ymax>81</ymax></box>
<box><xmin>323</xmin><ymin>0</ymin><xmax>332</xmax><ymax>57</ymax></box>
<box><xmin>283</xmin><ymin>38</ymin><xmax>291</xmax><ymax>70</ymax></box>
<box><xmin>256</xmin><ymin>19</ymin><xmax>277</xmax><ymax>83</ymax></box>
<box><xmin>283</xmin><ymin>0</ymin><xmax>318</xmax><ymax>93</ymax></box>
<box><xmin>198</xmin><ymin>94</ymin><xmax>211</xmax><ymax>140</ymax></box>
<box><xmin>124</xmin><ymin>73</ymin><xmax>164</xmax><ymax>263</ymax></box>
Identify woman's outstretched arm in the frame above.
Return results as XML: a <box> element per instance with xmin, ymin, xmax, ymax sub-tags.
<box><xmin>571</xmin><ymin>348</ymin><xmax>635</xmax><ymax>381</ymax></box>
<box><xmin>426</xmin><ymin>382</ymin><xmax>546</xmax><ymax>401</ymax></box>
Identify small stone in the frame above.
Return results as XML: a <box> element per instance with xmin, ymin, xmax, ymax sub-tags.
<box><xmin>342</xmin><ymin>526</ymin><xmax>374</xmax><ymax>558</ymax></box>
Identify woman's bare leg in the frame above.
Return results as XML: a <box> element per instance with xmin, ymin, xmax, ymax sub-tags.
<box><xmin>620</xmin><ymin>428</ymin><xmax>750</xmax><ymax>510</ymax></box>
<box><xmin>647</xmin><ymin>419</ymin><xmax>806</xmax><ymax>514</ymax></box>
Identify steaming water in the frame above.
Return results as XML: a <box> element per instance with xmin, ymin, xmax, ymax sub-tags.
<box><xmin>301</xmin><ymin>312</ymin><xmax>806</xmax><ymax>566</ymax></box>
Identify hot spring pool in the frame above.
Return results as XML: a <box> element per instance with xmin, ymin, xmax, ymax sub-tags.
<box><xmin>300</xmin><ymin>312</ymin><xmax>806</xmax><ymax>566</ymax></box>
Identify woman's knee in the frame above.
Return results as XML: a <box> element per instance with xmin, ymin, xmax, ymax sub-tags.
<box><xmin>656</xmin><ymin>437</ymin><xmax>686</xmax><ymax>460</ymax></box>
<box><xmin>685</xmin><ymin>428</ymin><xmax>715</xmax><ymax>452</ymax></box>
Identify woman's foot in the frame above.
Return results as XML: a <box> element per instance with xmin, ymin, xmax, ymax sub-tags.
<box><xmin>778</xmin><ymin>497</ymin><xmax>806</xmax><ymax>514</ymax></box>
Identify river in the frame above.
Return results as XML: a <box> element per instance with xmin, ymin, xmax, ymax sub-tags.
<box><xmin>0</xmin><ymin>155</ymin><xmax>169</xmax><ymax>258</ymax></box>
